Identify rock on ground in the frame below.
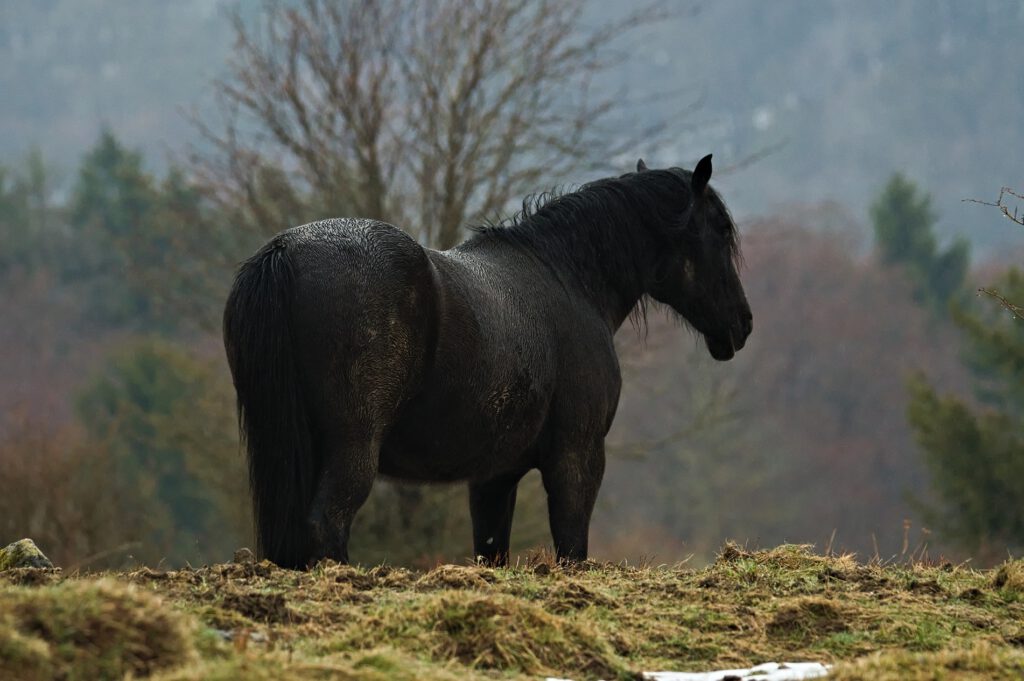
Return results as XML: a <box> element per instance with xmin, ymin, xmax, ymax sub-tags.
<box><xmin>0</xmin><ymin>538</ymin><xmax>55</xmax><ymax>570</ymax></box>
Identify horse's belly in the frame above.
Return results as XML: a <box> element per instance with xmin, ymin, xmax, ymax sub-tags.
<box><xmin>378</xmin><ymin>387</ymin><xmax>549</xmax><ymax>482</ymax></box>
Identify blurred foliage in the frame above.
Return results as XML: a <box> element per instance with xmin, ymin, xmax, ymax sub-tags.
<box><xmin>955</xmin><ymin>269</ymin><xmax>1024</xmax><ymax>410</ymax></box>
<box><xmin>0</xmin><ymin>131</ymin><xmax>239</xmax><ymax>333</ymax></box>
<box><xmin>66</xmin><ymin>129</ymin><xmax>163</xmax><ymax>327</ymax></box>
<box><xmin>75</xmin><ymin>338</ymin><xmax>247</xmax><ymax>566</ymax></box>
<box><xmin>907</xmin><ymin>270</ymin><xmax>1024</xmax><ymax>558</ymax></box>
<box><xmin>0</xmin><ymin>148</ymin><xmax>63</xmax><ymax>274</ymax></box>
<box><xmin>0</xmin><ymin>416</ymin><xmax>127</xmax><ymax>570</ymax></box>
<box><xmin>0</xmin><ymin>131</ymin><xmax>250</xmax><ymax>566</ymax></box>
<box><xmin>870</xmin><ymin>173</ymin><xmax>969</xmax><ymax>314</ymax></box>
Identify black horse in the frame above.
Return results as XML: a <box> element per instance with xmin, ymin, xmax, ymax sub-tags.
<box><xmin>224</xmin><ymin>155</ymin><xmax>752</xmax><ymax>569</ymax></box>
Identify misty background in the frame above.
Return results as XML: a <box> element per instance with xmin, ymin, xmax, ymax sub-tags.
<box><xmin>4</xmin><ymin>1</ymin><xmax>1021</xmax><ymax>250</ymax></box>
<box><xmin>2</xmin><ymin>0</ymin><xmax>1022</xmax><ymax>569</ymax></box>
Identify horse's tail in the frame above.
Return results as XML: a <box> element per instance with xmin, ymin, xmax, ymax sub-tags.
<box><xmin>223</xmin><ymin>235</ymin><xmax>315</xmax><ymax>569</ymax></box>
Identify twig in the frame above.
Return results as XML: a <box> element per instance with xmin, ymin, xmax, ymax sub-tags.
<box><xmin>963</xmin><ymin>187</ymin><xmax>1024</xmax><ymax>227</ymax></box>
<box><xmin>978</xmin><ymin>287</ymin><xmax>1024</xmax><ymax>320</ymax></box>
<box><xmin>965</xmin><ymin>186</ymin><xmax>1024</xmax><ymax>316</ymax></box>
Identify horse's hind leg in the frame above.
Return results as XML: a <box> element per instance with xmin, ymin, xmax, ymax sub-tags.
<box><xmin>469</xmin><ymin>470</ymin><xmax>526</xmax><ymax>566</ymax></box>
<box><xmin>307</xmin><ymin>430</ymin><xmax>380</xmax><ymax>566</ymax></box>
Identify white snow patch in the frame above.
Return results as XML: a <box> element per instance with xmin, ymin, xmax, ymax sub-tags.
<box><xmin>548</xmin><ymin>661</ymin><xmax>830</xmax><ymax>681</ymax></box>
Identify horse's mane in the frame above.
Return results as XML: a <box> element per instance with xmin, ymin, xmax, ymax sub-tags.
<box><xmin>465</xmin><ymin>169</ymin><xmax>739</xmax><ymax>328</ymax></box>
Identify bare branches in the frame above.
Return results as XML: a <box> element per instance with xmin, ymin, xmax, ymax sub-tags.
<box><xmin>978</xmin><ymin>287</ymin><xmax>1024</xmax><ymax>321</ymax></box>
<box><xmin>963</xmin><ymin>187</ymin><xmax>1024</xmax><ymax>227</ymax></box>
<box><xmin>965</xmin><ymin>186</ymin><xmax>1024</xmax><ymax>319</ymax></box>
<box><xmin>189</xmin><ymin>0</ymin><xmax>672</xmax><ymax>248</ymax></box>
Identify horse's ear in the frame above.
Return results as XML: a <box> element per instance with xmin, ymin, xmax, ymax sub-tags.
<box><xmin>636</xmin><ymin>158</ymin><xmax>649</xmax><ymax>172</ymax></box>
<box><xmin>692</xmin><ymin>154</ymin><xmax>713</xmax><ymax>195</ymax></box>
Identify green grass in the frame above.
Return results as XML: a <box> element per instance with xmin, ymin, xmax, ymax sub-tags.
<box><xmin>2</xmin><ymin>544</ymin><xmax>1023</xmax><ymax>679</ymax></box>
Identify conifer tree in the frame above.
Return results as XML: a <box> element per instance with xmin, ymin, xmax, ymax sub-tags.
<box><xmin>871</xmin><ymin>173</ymin><xmax>969</xmax><ymax>312</ymax></box>
<box><xmin>907</xmin><ymin>270</ymin><xmax>1024</xmax><ymax>557</ymax></box>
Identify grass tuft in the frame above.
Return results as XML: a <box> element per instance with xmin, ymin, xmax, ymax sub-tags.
<box><xmin>0</xmin><ymin>578</ymin><xmax>194</xmax><ymax>680</ymax></box>
<box><xmin>426</xmin><ymin>594</ymin><xmax>621</xmax><ymax>677</ymax></box>
<box><xmin>992</xmin><ymin>559</ymin><xmax>1024</xmax><ymax>599</ymax></box>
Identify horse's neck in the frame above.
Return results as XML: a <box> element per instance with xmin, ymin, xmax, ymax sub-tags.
<box><xmin>546</xmin><ymin>205</ymin><xmax>654</xmax><ymax>331</ymax></box>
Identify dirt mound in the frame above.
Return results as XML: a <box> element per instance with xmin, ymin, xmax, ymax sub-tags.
<box><xmin>221</xmin><ymin>588</ymin><xmax>298</xmax><ymax>624</ymax></box>
<box><xmin>767</xmin><ymin>597</ymin><xmax>850</xmax><ymax>641</ymax></box>
<box><xmin>545</xmin><ymin>578</ymin><xmax>615</xmax><ymax>613</ymax></box>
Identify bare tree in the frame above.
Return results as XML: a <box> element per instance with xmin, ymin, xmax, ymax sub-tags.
<box><xmin>186</xmin><ymin>0</ymin><xmax>707</xmax><ymax>564</ymax></box>
<box><xmin>190</xmin><ymin>0</ymin><xmax>667</xmax><ymax>249</ymax></box>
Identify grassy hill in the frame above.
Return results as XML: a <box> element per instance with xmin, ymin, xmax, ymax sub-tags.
<box><xmin>2</xmin><ymin>544</ymin><xmax>1023</xmax><ymax>680</ymax></box>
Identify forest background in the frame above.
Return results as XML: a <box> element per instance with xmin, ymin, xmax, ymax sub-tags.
<box><xmin>1</xmin><ymin>0</ymin><xmax>1022</xmax><ymax>570</ymax></box>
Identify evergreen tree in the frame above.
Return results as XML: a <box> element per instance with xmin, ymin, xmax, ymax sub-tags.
<box><xmin>143</xmin><ymin>167</ymin><xmax>243</xmax><ymax>330</ymax></box>
<box><xmin>871</xmin><ymin>173</ymin><xmax>969</xmax><ymax>312</ymax></box>
<box><xmin>907</xmin><ymin>270</ymin><xmax>1024</xmax><ymax>557</ymax></box>
<box><xmin>0</xmin><ymin>148</ymin><xmax>61</xmax><ymax>274</ymax></box>
<box><xmin>66</xmin><ymin>129</ymin><xmax>164</xmax><ymax>327</ymax></box>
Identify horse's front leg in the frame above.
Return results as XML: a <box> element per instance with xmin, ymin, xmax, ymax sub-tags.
<box><xmin>540</xmin><ymin>439</ymin><xmax>605</xmax><ymax>562</ymax></box>
<box><xmin>469</xmin><ymin>470</ymin><xmax>526</xmax><ymax>566</ymax></box>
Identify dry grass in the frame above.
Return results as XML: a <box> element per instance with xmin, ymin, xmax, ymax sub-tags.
<box><xmin>2</xmin><ymin>544</ymin><xmax>1023</xmax><ymax>679</ymax></box>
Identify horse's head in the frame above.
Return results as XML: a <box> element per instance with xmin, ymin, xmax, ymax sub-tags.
<box><xmin>641</xmin><ymin>155</ymin><xmax>752</xmax><ymax>361</ymax></box>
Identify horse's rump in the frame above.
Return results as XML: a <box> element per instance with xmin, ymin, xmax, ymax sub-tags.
<box><xmin>225</xmin><ymin>218</ymin><xmax>436</xmax><ymax>567</ymax></box>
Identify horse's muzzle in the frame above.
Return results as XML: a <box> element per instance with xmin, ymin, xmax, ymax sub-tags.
<box><xmin>706</xmin><ymin>311</ymin><xmax>751</xmax><ymax>361</ymax></box>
